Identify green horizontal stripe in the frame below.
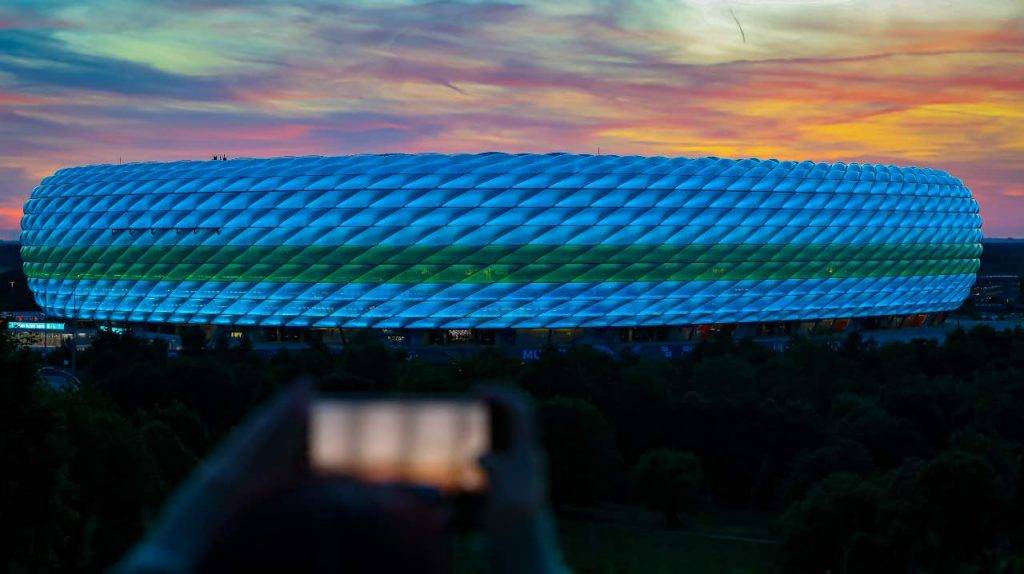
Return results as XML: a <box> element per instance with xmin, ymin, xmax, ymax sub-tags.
<box><xmin>23</xmin><ymin>243</ymin><xmax>980</xmax><ymax>284</ymax></box>
<box><xmin>22</xmin><ymin>242</ymin><xmax>982</xmax><ymax>266</ymax></box>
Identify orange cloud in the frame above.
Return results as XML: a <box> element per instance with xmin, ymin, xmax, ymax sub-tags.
<box><xmin>0</xmin><ymin>207</ymin><xmax>22</xmax><ymax>230</ymax></box>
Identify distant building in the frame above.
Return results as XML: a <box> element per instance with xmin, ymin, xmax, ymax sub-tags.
<box><xmin>970</xmin><ymin>275</ymin><xmax>1022</xmax><ymax>310</ymax></box>
<box><xmin>18</xmin><ymin>153</ymin><xmax>981</xmax><ymax>347</ymax></box>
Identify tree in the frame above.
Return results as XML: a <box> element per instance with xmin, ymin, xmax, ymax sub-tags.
<box><xmin>335</xmin><ymin>331</ymin><xmax>396</xmax><ymax>390</ymax></box>
<box><xmin>688</xmin><ymin>354</ymin><xmax>757</xmax><ymax>399</ymax></box>
<box><xmin>450</xmin><ymin>347</ymin><xmax>519</xmax><ymax>385</ymax></box>
<box><xmin>591</xmin><ymin>358</ymin><xmax>678</xmax><ymax>464</ymax></box>
<box><xmin>0</xmin><ymin>331</ymin><xmax>73</xmax><ymax>572</ymax></box>
<box><xmin>778</xmin><ymin>473</ymin><xmax>894</xmax><ymax>573</ymax></box>
<box><xmin>138</xmin><ymin>402</ymin><xmax>210</xmax><ymax>490</ymax></box>
<box><xmin>537</xmin><ymin>397</ymin><xmax>620</xmax><ymax>507</ymax></box>
<box><xmin>910</xmin><ymin>449</ymin><xmax>1009</xmax><ymax>568</ymax></box>
<box><xmin>519</xmin><ymin>345</ymin><xmax>618</xmax><ymax>403</ymax></box>
<box><xmin>780</xmin><ymin>441</ymin><xmax>1017</xmax><ymax>574</ymax></box>
<box><xmin>829</xmin><ymin>393</ymin><xmax>927</xmax><ymax>469</ymax></box>
<box><xmin>180</xmin><ymin>326</ymin><xmax>207</xmax><ymax>355</ymax></box>
<box><xmin>631</xmin><ymin>448</ymin><xmax>704</xmax><ymax>526</ymax></box>
<box><xmin>782</xmin><ymin>438</ymin><xmax>874</xmax><ymax>503</ymax></box>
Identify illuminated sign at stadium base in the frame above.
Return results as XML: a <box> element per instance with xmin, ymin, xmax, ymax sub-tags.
<box><xmin>8</xmin><ymin>321</ymin><xmax>65</xmax><ymax>331</ymax></box>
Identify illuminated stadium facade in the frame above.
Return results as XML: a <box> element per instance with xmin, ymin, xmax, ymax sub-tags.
<box><xmin>20</xmin><ymin>153</ymin><xmax>981</xmax><ymax>347</ymax></box>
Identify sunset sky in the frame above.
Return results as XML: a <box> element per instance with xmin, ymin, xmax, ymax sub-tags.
<box><xmin>1</xmin><ymin>0</ymin><xmax>1021</xmax><ymax>239</ymax></box>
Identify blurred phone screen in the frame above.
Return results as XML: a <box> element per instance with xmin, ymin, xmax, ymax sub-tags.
<box><xmin>310</xmin><ymin>399</ymin><xmax>490</xmax><ymax>493</ymax></box>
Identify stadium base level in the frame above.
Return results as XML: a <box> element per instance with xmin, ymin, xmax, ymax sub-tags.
<box><xmin>71</xmin><ymin>312</ymin><xmax>947</xmax><ymax>360</ymax></box>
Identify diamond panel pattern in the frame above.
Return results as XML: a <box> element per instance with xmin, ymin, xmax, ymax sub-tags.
<box><xmin>20</xmin><ymin>153</ymin><xmax>982</xmax><ymax>328</ymax></box>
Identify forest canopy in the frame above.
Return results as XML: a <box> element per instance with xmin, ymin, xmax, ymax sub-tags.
<box><xmin>4</xmin><ymin>325</ymin><xmax>1024</xmax><ymax>572</ymax></box>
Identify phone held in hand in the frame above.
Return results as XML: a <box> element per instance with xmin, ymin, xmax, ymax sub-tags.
<box><xmin>309</xmin><ymin>396</ymin><xmax>494</xmax><ymax>494</ymax></box>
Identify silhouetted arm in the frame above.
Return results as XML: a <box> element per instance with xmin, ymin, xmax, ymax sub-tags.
<box><xmin>112</xmin><ymin>381</ymin><xmax>310</xmax><ymax>574</ymax></box>
<box><xmin>480</xmin><ymin>388</ymin><xmax>570</xmax><ymax>574</ymax></box>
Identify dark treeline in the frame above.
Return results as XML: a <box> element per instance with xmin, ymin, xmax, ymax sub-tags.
<box><xmin>979</xmin><ymin>241</ymin><xmax>1024</xmax><ymax>276</ymax></box>
<box><xmin>0</xmin><ymin>243</ymin><xmax>39</xmax><ymax>311</ymax></box>
<box><xmin>5</xmin><ymin>326</ymin><xmax>1024</xmax><ymax>572</ymax></box>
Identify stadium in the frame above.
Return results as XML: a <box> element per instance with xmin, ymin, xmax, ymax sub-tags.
<box><xmin>19</xmin><ymin>153</ymin><xmax>982</xmax><ymax>351</ymax></box>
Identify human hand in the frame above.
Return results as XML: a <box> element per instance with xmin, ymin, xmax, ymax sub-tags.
<box><xmin>477</xmin><ymin>386</ymin><xmax>568</xmax><ymax>574</ymax></box>
<box><xmin>478</xmin><ymin>386</ymin><xmax>549</xmax><ymax>524</ymax></box>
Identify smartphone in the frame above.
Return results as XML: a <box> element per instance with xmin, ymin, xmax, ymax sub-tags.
<box><xmin>309</xmin><ymin>397</ymin><xmax>491</xmax><ymax>494</ymax></box>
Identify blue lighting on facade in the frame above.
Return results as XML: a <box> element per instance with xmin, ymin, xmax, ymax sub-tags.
<box><xmin>20</xmin><ymin>153</ymin><xmax>982</xmax><ymax>328</ymax></box>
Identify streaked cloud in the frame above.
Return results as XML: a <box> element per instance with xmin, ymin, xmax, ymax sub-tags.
<box><xmin>0</xmin><ymin>0</ymin><xmax>1021</xmax><ymax>235</ymax></box>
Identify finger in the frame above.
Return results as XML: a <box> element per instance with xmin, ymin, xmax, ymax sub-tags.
<box><xmin>475</xmin><ymin>384</ymin><xmax>537</xmax><ymax>451</ymax></box>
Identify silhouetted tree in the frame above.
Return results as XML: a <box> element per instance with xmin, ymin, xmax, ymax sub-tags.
<box><xmin>538</xmin><ymin>397</ymin><xmax>620</xmax><ymax>507</ymax></box>
<box><xmin>631</xmin><ymin>448</ymin><xmax>704</xmax><ymax>526</ymax></box>
<box><xmin>180</xmin><ymin>326</ymin><xmax>207</xmax><ymax>355</ymax></box>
